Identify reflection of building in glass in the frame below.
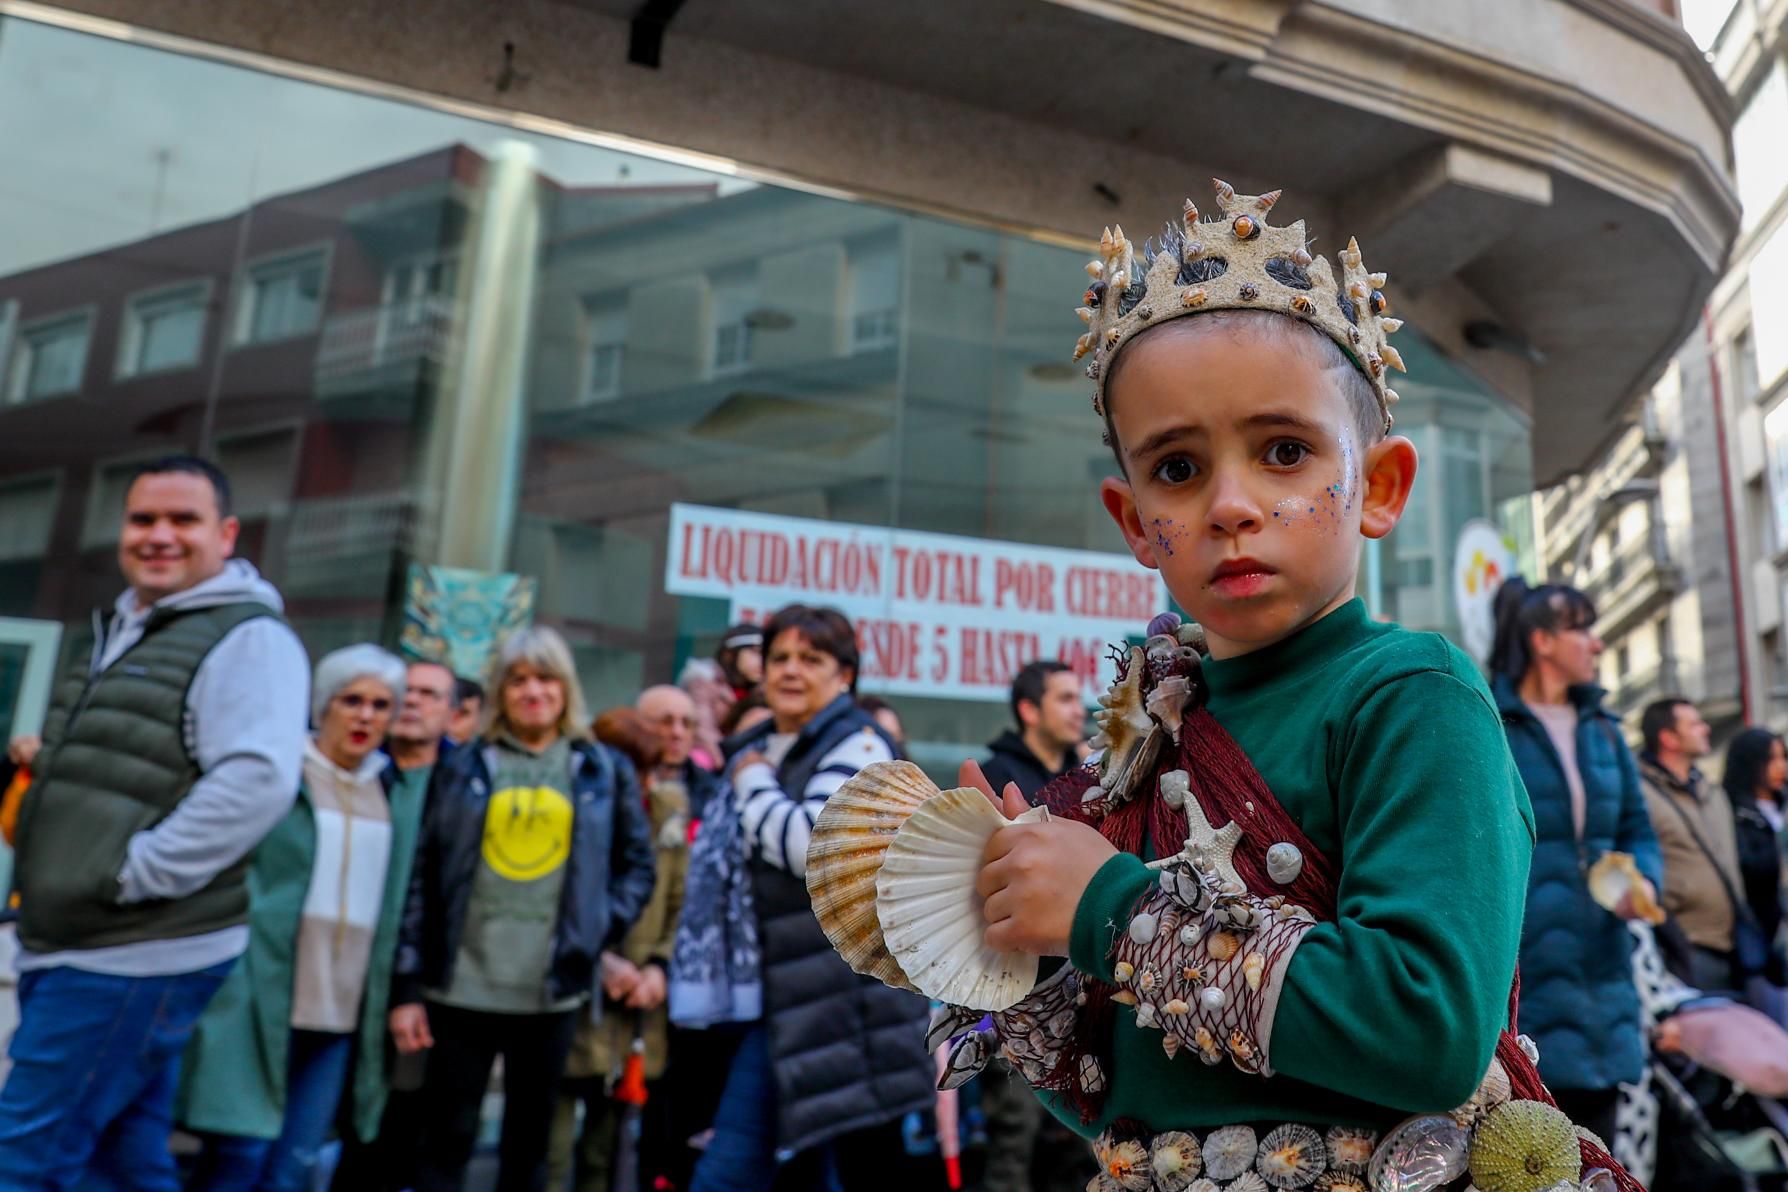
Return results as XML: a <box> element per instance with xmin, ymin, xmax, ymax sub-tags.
<box><xmin>0</xmin><ymin>3</ymin><xmax>1742</xmax><ymax>764</ymax></box>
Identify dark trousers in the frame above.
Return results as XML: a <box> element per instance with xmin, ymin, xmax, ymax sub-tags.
<box><xmin>415</xmin><ymin>1002</ymin><xmax>577</xmax><ymax>1192</ymax></box>
<box><xmin>1551</xmin><ymin>1087</ymin><xmax>1620</xmax><ymax>1154</ymax></box>
<box><xmin>0</xmin><ymin>960</ymin><xmax>231</xmax><ymax>1192</ymax></box>
<box><xmin>330</xmin><ymin>1079</ymin><xmax>423</xmax><ymax>1192</ymax></box>
<box><xmin>979</xmin><ymin>1060</ymin><xmax>1040</xmax><ymax>1192</ymax></box>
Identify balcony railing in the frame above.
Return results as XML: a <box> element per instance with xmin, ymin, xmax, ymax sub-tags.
<box><xmin>1609</xmin><ymin>659</ymin><xmax>1679</xmax><ymax>716</ymax></box>
<box><xmin>1583</xmin><ymin>536</ymin><xmax>1674</xmax><ymax>604</ymax></box>
<box><xmin>284</xmin><ymin>491</ymin><xmax>422</xmax><ymax>560</ymax></box>
<box><xmin>314</xmin><ymin>297</ymin><xmax>456</xmax><ymax>389</ymax></box>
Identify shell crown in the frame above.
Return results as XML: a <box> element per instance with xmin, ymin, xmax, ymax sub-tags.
<box><xmin>1073</xmin><ymin>179</ymin><xmax>1405</xmax><ymax>431</ymax></box>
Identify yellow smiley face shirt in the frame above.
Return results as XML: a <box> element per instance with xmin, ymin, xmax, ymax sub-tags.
<box><xmin>433</xmin><ymin>736</ymin><xmax>586</xmax><ymax>1014</ymax></box>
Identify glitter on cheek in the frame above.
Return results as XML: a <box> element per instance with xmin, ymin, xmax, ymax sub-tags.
<box><xmin>1149</xmin><ymin>516</ymin><xmax>1186</xmax><ymax>557</ymax></box>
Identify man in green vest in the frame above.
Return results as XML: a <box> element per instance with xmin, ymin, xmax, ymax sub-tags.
<box><xmin>0</xmin><ymin>455</ymin><xmax>309</xmax><ymax>1191</ymax></box>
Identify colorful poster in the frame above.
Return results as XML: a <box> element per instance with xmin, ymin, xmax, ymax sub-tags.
<box><xmin>664</xmin><ymin>503</ymin><xmax>1166</xmax><ymax>703</ymax></box>
<box><xmin>1453</xmin><ymin>520</ymin><xmax>1516</xmax><ymax>666</ymax></box>
<box><xmin>400</xmin><ymin>564</ymin><xmax>537</xmax><ymax>682</ymax></box>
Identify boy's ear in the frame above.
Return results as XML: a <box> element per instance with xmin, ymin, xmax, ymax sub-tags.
<box><xmin>1359</xmin><ymin>434</ymin><xmax>1418</xmax><ymax>540</ymax></box>
<box><xmin>1101</xmin><ymin>476</ymin><xmax>1160</xmax><ymax>570</ymax></box>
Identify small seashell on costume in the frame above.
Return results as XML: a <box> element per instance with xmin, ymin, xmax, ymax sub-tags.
<box><xmin>940</xmin><ymin>1029</ymin><xmax>994</xmax><ymax>1090</ymax></box>
<box><xmin>1226</xmin><ymin>1174</ymin><xmax>1270</xmax><ymax>1192</ymax></box>
<box><xmin>925</xmin><ymin>1003</ymin><xmax>982</xmax><ymax>1053</ymax></box>
<box><xmin>1243</xmin><ymin>952</ymin><xmax>1266</xmax><ymax>992</ymax></box>
<box><xmin>1265</xmin><ymin>842</ymin><xmax>1305</xmax><ymax>885</ymax></box>
<box><xmin>1092</xmin><ymin>1135</ymin><xmax>1152</xmax><ymax>1192</ymax></box>
<box><xmin>1323</xmin><ymin>1126</ymin><xmax>1377</xmax><ymax>1173</ymax></box>
<box><xmin>1135</xmin><ymin>1002</ymin><xmax>1159</xmax><ymax>1029</ymax></box>
<box><xmin>1160</xmin><ymin>769</ymin><xmax>1191</xmax><ymax>811</ymax></box>
<box><xmin>1180</xmin><ymin>920</ymin><xmax>1203</xmax><ymax>945</ymax></box>
<box><xmin>1129</xmin><ymin>912</ymin><xmax>1160</xmax><ymax>945</ymax></box>
<box><xmin>1368</xmin><ymin>1114</ymin><xmax>1470</xmax><ymax>1192</ymax></box>
<box><xmin>1150</xmin><ymin>1131</ymin><xmax>1204</xmax><ymax>1190</ymax></box>
<box><xmin>1207</xmin><ymin>931</ymin><xmax>1240</xmax><ymax>961</ymax></box>
<box><xmin>1256</xmin><ymin>1123</ymin><xmax>1326</xmax><ymax>1189</ymax></box>
<box><xmin>1201</xmin><ymin>986</ymin><xmax>1228</xmax><ymax>1012</ymax></box>
<box><xmin>1450</xmin><ymin>1057</ymin><xmax>1512</xmax><ymax>1126</ymax></box>
<box><xmin>1201</xmin><ymin>1125</ymin><xmax>1258</xmax><ymax>1181</ymax></box>
<box><xmin>1114</xmin><ymin>961</ymin><xmax>1135</xmax><ymax>984</ymax></box>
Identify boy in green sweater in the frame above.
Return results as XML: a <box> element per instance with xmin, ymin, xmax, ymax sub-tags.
<box><xmin>956</xmin><ymin>182</ymin><xmax>1560</xmax><ymax>1189</ymax></box>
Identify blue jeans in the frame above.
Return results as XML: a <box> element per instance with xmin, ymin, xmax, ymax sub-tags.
<box><xmin>688</xmin><ymin>1027</ymin><xmax>841</xmax><ymax>1192</ymax></box>
<box><xmin>186</xmin><ymin>1030</ymin><xmax>354</xmax><ymax>1192</ymax></box>
<box><xmin>0</xmin><ymin>960</ymin><xmax>233</xmax><ymax>1192</ymax></box>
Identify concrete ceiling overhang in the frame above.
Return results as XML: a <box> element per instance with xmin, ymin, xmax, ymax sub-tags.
<box><xmin>573</xmin><ymin>0</ymin><xmax>1740</xmax><ymax>485</ymax></box>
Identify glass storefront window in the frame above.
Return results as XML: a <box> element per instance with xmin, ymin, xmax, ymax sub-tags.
<box><xmin>0</xmin><ymin>12</ymin><xmax>1530</xmax><ymax>768</ymax></box>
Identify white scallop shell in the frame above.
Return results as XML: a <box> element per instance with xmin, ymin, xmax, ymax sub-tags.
<box><xmin>805</xmin><ymin>760</ymin><xmax>939</xmax><ymax>992</ymax></box>
<box><xmin>875</xmin><ymin>785</ymin><xmax>1045</xmax><ymax>1011</ymax></box>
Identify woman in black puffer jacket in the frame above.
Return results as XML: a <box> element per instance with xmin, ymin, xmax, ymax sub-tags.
<box><xmin>672</xmin><ymin>605</ymin><xmax>932</xmax><ymax>1192</ymax></box>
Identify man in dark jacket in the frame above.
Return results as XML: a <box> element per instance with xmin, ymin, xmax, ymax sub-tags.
<box><xmin>0</xmin><ymin>456</ymin><xmax>309</xmax><ymax>1190</ymax></box>
<box><xmin>981</xmin><ymin>659</ymin><xmax>1085</xmax><ymax>802</ymax></box>
<box><xmin>637</xmin><ymin>684</ymin><xmax>723</xmax><ymax>821</ymax></box>
<box><xmin>977</xmin><ymin>658</ymin><xmax>1089</xmax><ymax>1192</ymax></box>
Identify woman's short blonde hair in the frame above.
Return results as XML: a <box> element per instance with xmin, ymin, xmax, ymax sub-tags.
<box><xmin>484</xmin><ymin>625</ymin><xmax>592</xmax><ymax>743</ymax></box>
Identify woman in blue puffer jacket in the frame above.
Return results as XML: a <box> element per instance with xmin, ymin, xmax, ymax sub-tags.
<box><xmin>1489</xmin><ymin>577</ymin><xmax>1663</xmax><ymax>1149</ymax></box>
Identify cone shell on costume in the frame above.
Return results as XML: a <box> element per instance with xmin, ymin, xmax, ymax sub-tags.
<box><xmin>806</xmin><ymin>760</ymin><xmax>941</xmax><ymax>991</ymax></box>
<box><xmin>1465</xmin><ymin>1102</ymin><xmax>1581</xmax><ymax>1192</ymax></box>
<box><xmin>876</xmin><ymin>786</ymin><xmax>1044</xmax><ymax>1011</ymax></box>
<box><xmin>1202</xmin><ymin>1125</ymin><xmax>1258</xmax><ymax>1181</ymax></box>
<box><xmin>1150</xmin><ymin>1131</ymin><xmax>1204</xmax><ymax>1190</ymax></box>
<box><xmin>1587</xmin><ymin>851</ymin><xmax>1665</xmax><ymax>924</ymax></box>
<box><xmin>1257</xmin><ymin>1123</ymin><xmax>1326</xmax><ymax>1189</ymax></box>
<box><xmin>1147</xmin><ymin>674</ymin><xmax>1194</xmax><ymax>743</ymax></box>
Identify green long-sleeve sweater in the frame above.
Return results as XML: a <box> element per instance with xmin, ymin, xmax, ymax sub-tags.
<box><xmin>1054</xmin><ymin>599</ymin><xmax>1535</xmax><ymax>1136</ymax></box>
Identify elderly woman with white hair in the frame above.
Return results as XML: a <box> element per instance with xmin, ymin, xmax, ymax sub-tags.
<box><xmin>177</xmin><ymin>643</ymin><xmax>423</xmax><ymax>1192</ymax></box>
<box><xmin>389</xmin><ymin>625</ymin><xmax>656</xmax><ymax>1192</ymax></box>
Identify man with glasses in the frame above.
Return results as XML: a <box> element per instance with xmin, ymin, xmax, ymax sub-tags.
<box><xmin>636</xmin><ymin>684</ymin><xmax>721</xmax><ymax>820</ymax></box>
<box><xmin>331</xmin><ymin>656</ymin><xmax>458</xmax><ymax>1192</ymax></box>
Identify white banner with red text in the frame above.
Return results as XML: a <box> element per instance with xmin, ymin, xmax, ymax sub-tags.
<box><xmin>664</xmin><ymin>503</ymin><xmax>1168</xmax><ymax>704</ymax></box>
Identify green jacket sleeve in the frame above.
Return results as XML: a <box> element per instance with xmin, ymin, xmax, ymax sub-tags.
<box><xmin>1267</xmin><ymin>668</ymin><xmax>1535</xmax><ymax>1111</ymax></box>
